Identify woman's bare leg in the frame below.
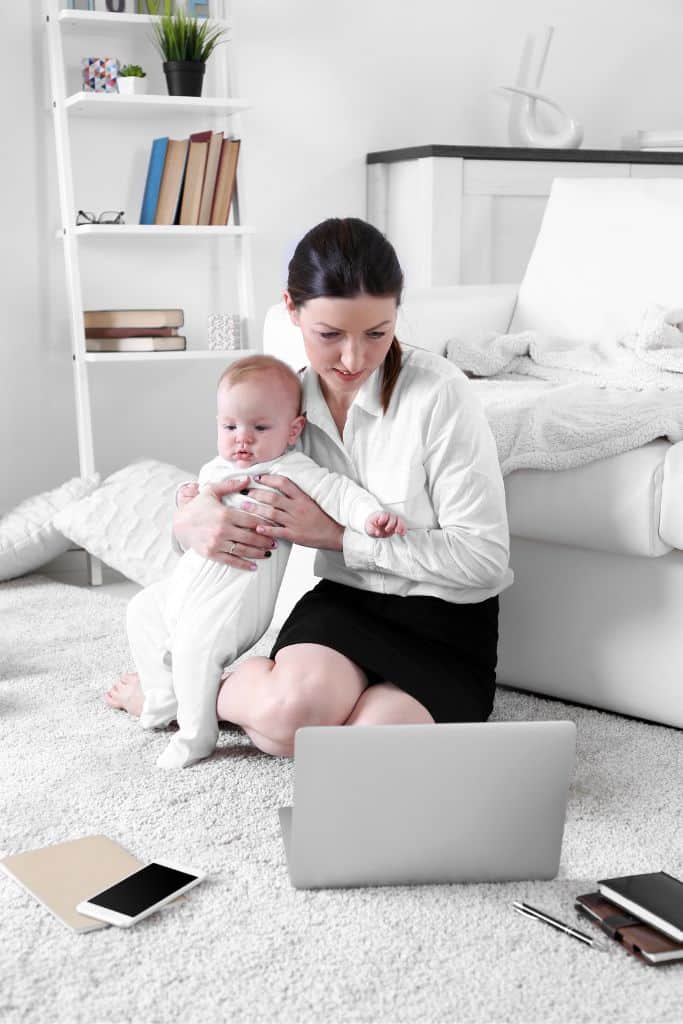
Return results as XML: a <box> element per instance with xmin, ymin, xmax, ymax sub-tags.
<box><xmin>343</xmin><ymin>682</ymin><xmax>435</xmax><ymax>726</ymax></box>
<box><xmin>216</xmin><ymin>644</ymin><xmax>368</xmax><ymax>755</ymax></box>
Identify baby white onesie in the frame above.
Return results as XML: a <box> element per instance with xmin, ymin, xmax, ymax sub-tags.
<box><xmin>126</xmin><ymin>450</ymin><xmax>383</xmax><ymax>769</ymax></box>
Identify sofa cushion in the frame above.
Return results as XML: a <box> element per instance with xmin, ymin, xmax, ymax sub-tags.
<box><xmin>510</xmin><ymin>178</ymin><xmax>683</xmax><ymax>343</ymax></box>
<box><xmin>505</xmin><ymin>439</ymin><xmax>672</xmax><ymax>557</ymax></box>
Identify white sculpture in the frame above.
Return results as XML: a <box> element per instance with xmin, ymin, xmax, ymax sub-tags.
<box><xmin>500</xmin><ymin>26</ymin><xmax>583</xmax><ymax>149</ymax></box>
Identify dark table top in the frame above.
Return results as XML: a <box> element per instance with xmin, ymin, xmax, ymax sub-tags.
<box><xmin>366</xmin><ymin>144</ymin><xmax>683</xmax><ymax>165</ymax></box>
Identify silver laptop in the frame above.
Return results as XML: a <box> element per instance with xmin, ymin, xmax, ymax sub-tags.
<box><xmin>278</xmin><ymin>721</ymin><xmax>576</xmax><ymax>889</ymax></box>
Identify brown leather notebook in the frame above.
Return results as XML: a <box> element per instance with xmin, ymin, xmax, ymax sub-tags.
<box><xmin>1</xmin><ymin>835</ymin><xmax>142</xmax><ymax>932</ymax></box>
<box><xmin>575</xmin><ymin>891</ymin><xmax>683</xmax><ymax>965</ymax></box>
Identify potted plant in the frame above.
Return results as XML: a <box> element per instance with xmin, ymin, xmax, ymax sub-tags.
<box><xmin>150</xmin><ymin>6</ymin><xmax>227</xmax><ymax>98</ymax></box>
<box><xmin>117</xmin><ymin>64</ymin><xmax>148</xmax><ymax>96</ymax></box>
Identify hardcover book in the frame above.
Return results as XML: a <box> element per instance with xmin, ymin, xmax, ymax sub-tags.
<box><xmin>86</xmin><ymin>336</ymin><xmax>187</xmax><ymax>353</ymax></box>
<box><xmin>154</xmin><ymin>138</ymin><xmax>189</xmax><ymax>225</ymax></box>
<box><xmin>84</xmin><ymin>309</ymin><xmax>184</xmax><ymax>329</ymax></box>
<box><xmin>198</xmin><ymin>131</ymin><xmax>224</xmax><ymax>225</ymax></box>
<box><xmin>597</xmin><ymin>871</ymin><xmax>683</xmax><ymax>942</ymax></box>
<box><xmin>139</xmin><ymin>136</ymin><xmax>168</xmax><ymax>225</ymax></box>
<box><xmin>576</xmin><ymin>891</ymin><xmax>683</xmax><ymax>965</ymax></box>
<box><xmin>210</xmin><ymin>138</ymin><xmax>241</xmax><ymax>226</ymax></box>
<box><xmin>179</xmin><ymin>131</ymin><xmax>212</xmax><ymax>226</ymax></box>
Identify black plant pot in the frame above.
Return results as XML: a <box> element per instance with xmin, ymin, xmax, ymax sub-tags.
<box><xmin>163</xmin><ymin>60</ymin><xmax>206</xmax><ymax>97</ymax></box>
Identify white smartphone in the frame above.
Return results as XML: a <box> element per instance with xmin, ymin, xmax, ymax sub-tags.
<box><xmin>76</xmin><ymin>860</ymin><xmax>205</xmax><ymax>928</ymax></box>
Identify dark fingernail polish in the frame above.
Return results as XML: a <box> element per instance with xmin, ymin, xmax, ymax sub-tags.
<box><xmin>271</xmin><ymin>540</ymin><xmax>278</xmax><ymax>548</ymax></box>
<box><xmin>264</xmin><ymin>551</ymin><xmax>271</xmax><ymax>558</ymax></box>
<box><xmin>240</xmin><ymin>489</ymin><xmax>249</xmax><ymax>495</ymax></box>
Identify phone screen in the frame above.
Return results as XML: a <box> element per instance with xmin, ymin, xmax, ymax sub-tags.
<box><xmin>88</xmin><ymin>863</ymin><xmax>197</xmax><ymax>917</ymax></box>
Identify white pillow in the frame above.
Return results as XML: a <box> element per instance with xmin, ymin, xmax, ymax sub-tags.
<box><xmin>0</xmin><ymin>475</ymin><xmax>101</xmax><ymax>582</ymax></box>
<box><xmin>53</xmin><ymin>459</ymin><xmax>193</xmax><ymax>587</ymax></box>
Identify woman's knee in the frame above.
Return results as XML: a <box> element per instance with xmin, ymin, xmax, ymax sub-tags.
<box><xmin>262</xmin><ymin>644</ymin><xmax>368</xmax><ymax>743</ymax></box>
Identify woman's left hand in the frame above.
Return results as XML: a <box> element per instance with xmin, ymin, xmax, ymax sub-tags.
<box><xmin>240</xmin><ymin>474</ymin><xmax>344</xmax><ymax>551</ymax></box>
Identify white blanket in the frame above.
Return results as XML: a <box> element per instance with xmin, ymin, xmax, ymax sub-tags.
<box><xmin>445</xmin><ymin>306</ymin><xmax>683</xmax><ymax>476</ymax></box>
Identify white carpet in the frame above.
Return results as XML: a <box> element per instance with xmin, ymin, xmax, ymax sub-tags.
<box><xmin>1</xmin><ymin>574</ymin><xmax>681</xmax><ymax>1024</ymax></box>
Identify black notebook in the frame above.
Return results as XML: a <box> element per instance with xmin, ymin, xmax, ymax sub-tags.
<box><xmin>597</xmin><ymin>871</ymin><xmax>683</xmax><ymax>943</ymax></box>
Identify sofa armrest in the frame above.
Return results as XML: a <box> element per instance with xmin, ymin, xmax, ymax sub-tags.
<box><xmin>397</xmin><ymin>284</ymin><xmax>519</xmax><ymax>355</ymax></box>
<box><xmin>659</xmin><ymin>440</ymin><xmax>683</xmax><ymax>551</ymax></box>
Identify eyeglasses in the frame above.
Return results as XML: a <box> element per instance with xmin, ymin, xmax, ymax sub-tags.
<box><xmin>76</xmin><ymin>210</ymin><xmax>125</xmax><ymax>225</ymax></box>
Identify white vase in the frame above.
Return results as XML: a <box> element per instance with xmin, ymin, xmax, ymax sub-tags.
<box><xmin>500</xmin><ymin>26</ymin><xmax>583</xmax><ymax>149</ymax></box>
<box><xmin>117</xmin><ymin>77</ymin><xmax>148</xmax><ymax>96</ymax></box>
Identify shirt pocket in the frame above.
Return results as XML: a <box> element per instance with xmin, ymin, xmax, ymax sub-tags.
<box><xmin>365</xmin><ymin>457</ymin><xmax>426</xmax><ymax>508</ymax></box>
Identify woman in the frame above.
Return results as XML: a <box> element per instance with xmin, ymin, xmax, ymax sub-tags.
<box><xmin>107</xmin><ymin>218</ymin><xmax>512</xmax><ymax>756</ymax></box>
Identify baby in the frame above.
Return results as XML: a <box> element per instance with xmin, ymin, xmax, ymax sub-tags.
<box><xmin>123</xmin><ymin>355</ymin><xmax>406</xmax><ymax>769</ymax></box>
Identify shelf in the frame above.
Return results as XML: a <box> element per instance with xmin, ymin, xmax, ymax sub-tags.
<box><xmin>56</xmin><ymin>9</ymin><xmax>230</xmax><ymax>32</ymax></box>
<box><xmin>84</xmin><ymin>348</ymin><xmax>256</xmax><ymax>364</ymax></box>
<box><xmin>64</xmin><ymin>93</ymin><xmax>248</xmax><ymax>118</ymax></box>
<box><xmin>68</xmin><ymin>224</ymin><xmax>254</xmax><ymax>237</ymax></box>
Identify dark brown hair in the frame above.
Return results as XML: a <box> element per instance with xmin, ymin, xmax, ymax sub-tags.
<box><xmin>287</xmin><ymin>218</ymin><xmax>404</xmax><ymax>413</ymax></box>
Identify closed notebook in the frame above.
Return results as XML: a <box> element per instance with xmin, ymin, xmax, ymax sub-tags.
<box><xmin>154</xmin><ymin>138</ymin><xmax>189</xmax><ymax>225</ymax></box>
<box><xmin>0</xmin><ymin>835</ymin><xmax>142</xmax><ymax>933</ymax></box>
<box><xmin>575</xmin><ymin>892</ymin><xmax>683</xmax><ymax>965</ymax></box>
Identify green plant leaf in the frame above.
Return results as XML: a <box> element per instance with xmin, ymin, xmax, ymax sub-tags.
<box><xmin>150</xmin><ymin>5</ymin><xmax>227</xmax><ymax>63</ymax></box>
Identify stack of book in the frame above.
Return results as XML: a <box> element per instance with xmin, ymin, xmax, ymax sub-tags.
<box><xmin>623</xmin><ymin>129</ymin><xmax>683</xmax><ymax>152</ymax></box>
<box><xmin>84</xmin><ymin>309</ymin><xmax>186</xmax><ymax>353</ymax></box>
<box><xmin>140</xmin><ymin>132</ymin><xmax>241</xmax><ymax>227</ymax></box>
<box><xmin>576</xmin><ymin>870</ymin><xmax>683</xmax><ymax>965</ymax></box>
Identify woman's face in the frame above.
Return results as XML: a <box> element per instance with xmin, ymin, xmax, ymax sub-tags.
<box><xmin>284</xmin><ymin>292</ymin><xmax>397</xmax><ymax>401</ymax></box>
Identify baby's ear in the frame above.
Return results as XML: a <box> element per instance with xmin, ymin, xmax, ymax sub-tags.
<box><xmin>288</xmin><ymin>414</ymin><xmax>306</xmax><ymax>443</ymax></box>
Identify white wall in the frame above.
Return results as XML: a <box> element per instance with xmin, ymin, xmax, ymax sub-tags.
<box><xmin>3</xmin><ymin>0</ymin><xmax>683</xmax><ymax>508</ymax></box>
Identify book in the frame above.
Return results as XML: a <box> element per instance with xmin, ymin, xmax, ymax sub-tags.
<box><xmin>210</xmin><ymin>138</ymin><xmax>240</xmax><ymax>226</ymax></box>
<box><xmin>575</xmin><ymin>892</ymin><xmax>683</xmax><ymax>965</ymax></box>
<box><xmin>85</xmin><ymin>326</ymin><xmax>179</xmax><ymax>339</ymax></box>
<box><xmin>636</xmin><ymin>129</ymin><xmax>683</xmax><ymax>147</ymax></box>
<box><xmin>597</xmin><ymin>871</ymin><xmax>683</xmax><ymax>942</ymax></box>
<box><xmin>154</xmin><ymin>137</ymin><xmax>190</xmax><ymax>225</ymax></box>
<box><xmin>0</xmin><ymin>835</ymin><xmax>142</xmax><ymax>933</ymax></box>
<box><xmin>84</xmin><ymin>309</ymin><xmax>184</xmax><ymax>329</ymax></box>
<box><xmin>86</xmin><ymin>335</ymin><xmax>187</xmax><ymax>353</ymax></box>
<box><xmin>198</xmin><ymin>131</ymin><xmax>224</xmax><ymax>225</ymax></box>
<box><xmin>139</xmin><ymin>136</ymin><xmax>168</xmax><ymax>225</ymax></box>
<box><xmin>179</xmin><ymin>130</ymin><xmax>212</xmax><ymax>226</ymax></box>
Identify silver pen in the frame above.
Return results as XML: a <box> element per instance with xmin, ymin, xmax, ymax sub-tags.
<box><xmin>512</xmin><ymin>901</ymin><xmax>604</xmax><ymax>949</ymax></box>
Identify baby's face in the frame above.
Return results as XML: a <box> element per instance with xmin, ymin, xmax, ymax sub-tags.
<box><xmin>216</xmin><ymin>374</ymin><xmax>303</xmax><ymax>467</ymax></box>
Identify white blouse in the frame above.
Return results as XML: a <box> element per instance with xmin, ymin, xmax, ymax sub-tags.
<box><xmin>298</xmin><ymin>346</ymin><xmax>513</xmax><ymax>604</ymax></box>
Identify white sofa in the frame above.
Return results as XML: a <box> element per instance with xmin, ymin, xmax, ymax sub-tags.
<box><xmin>264</xmin><ymin>179</ymin><xmax>683</xmax><ymax>730</ymax></box>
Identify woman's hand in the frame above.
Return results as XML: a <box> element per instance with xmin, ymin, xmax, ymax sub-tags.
<box><xmin>173</xmin><ymin>477</ymin><xmax>278</xmax><ymax>570</ymax></box>
<box><xmin>239</xmin><ymin>474</ymin><xmax>345</xmax><ymax>552</ymax></box>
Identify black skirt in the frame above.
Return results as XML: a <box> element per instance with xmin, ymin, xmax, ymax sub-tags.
<box><xmin>269</xmin><ymin>579</ymin><xmax>499</xmax><ymax>723</ymax></box>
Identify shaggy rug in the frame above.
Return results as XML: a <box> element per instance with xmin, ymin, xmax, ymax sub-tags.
<box><xmin>1</xmin><ymin>575</ymin><xmax>681</xmax><ymax>1024</ymax></box>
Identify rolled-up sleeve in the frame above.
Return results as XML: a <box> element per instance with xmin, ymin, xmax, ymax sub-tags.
<box><xmin>343</xmin><ymin>379</ymin><xmax>510</xmax><ymax>590</ymax></box>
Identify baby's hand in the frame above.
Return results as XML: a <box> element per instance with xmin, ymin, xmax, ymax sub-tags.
<box><xmin>176</xmin><ymin>482</ymin><xmax>200</xmax><ymax>508</ymax></box>
<box><xmin>364</xmin><ymin>510</ymin><xmax>407</xmax><ymax>538</ymax></box>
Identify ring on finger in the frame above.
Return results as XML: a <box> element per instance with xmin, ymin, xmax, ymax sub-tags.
<box><xmin>226</xmin><ymin>541</ymin><xmax>236</xmax><ymax>556</ymax></box>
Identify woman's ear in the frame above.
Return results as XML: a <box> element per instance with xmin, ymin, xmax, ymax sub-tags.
<box><xmin>288</xmin><ymin>414</ymin><xmax>306</xmax><ymax>445</ymax></box>
<box><xmin>283</xmin><ymin>291</ymin><xmax>300</xmax><ymax>327</ymax></box>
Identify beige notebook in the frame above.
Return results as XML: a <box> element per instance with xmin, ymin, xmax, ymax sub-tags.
<box><xmin>0</xmin><ymin>835</ymin><xmax>142</xmax><ymax>932</ymax></box>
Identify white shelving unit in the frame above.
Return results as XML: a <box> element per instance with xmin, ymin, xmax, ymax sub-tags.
<box><xmin>45</xmin><ymin>0</ymin><xmax>255</xmax><ymax>583</ymax></box>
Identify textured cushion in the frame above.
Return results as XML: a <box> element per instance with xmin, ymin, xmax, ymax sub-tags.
<box><xmin>0</xmin><ymin>475</ymin><xmax>100</xmax><ymax>582</ymax></box>
<box><xmin>53</xmin><ymin>459</ymin><xmax>193</xmax><ymax>587</ymax></box>
<box><xmin>510</xmin><ymin>178</ymin><xmax>683</xmax><ymax>342</ymax></box>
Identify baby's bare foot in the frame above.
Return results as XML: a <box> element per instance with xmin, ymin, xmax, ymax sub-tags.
<box><xmin>104</xmin><ymin>672</ymin><xmax>144</xmax><ymax>717</ymax></box>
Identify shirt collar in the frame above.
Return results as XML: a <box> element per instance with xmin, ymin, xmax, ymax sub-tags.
<box><xmin>301</xmin><ymin>365</ymin><xmax>383</xmax><ymax>429</ymax></box>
